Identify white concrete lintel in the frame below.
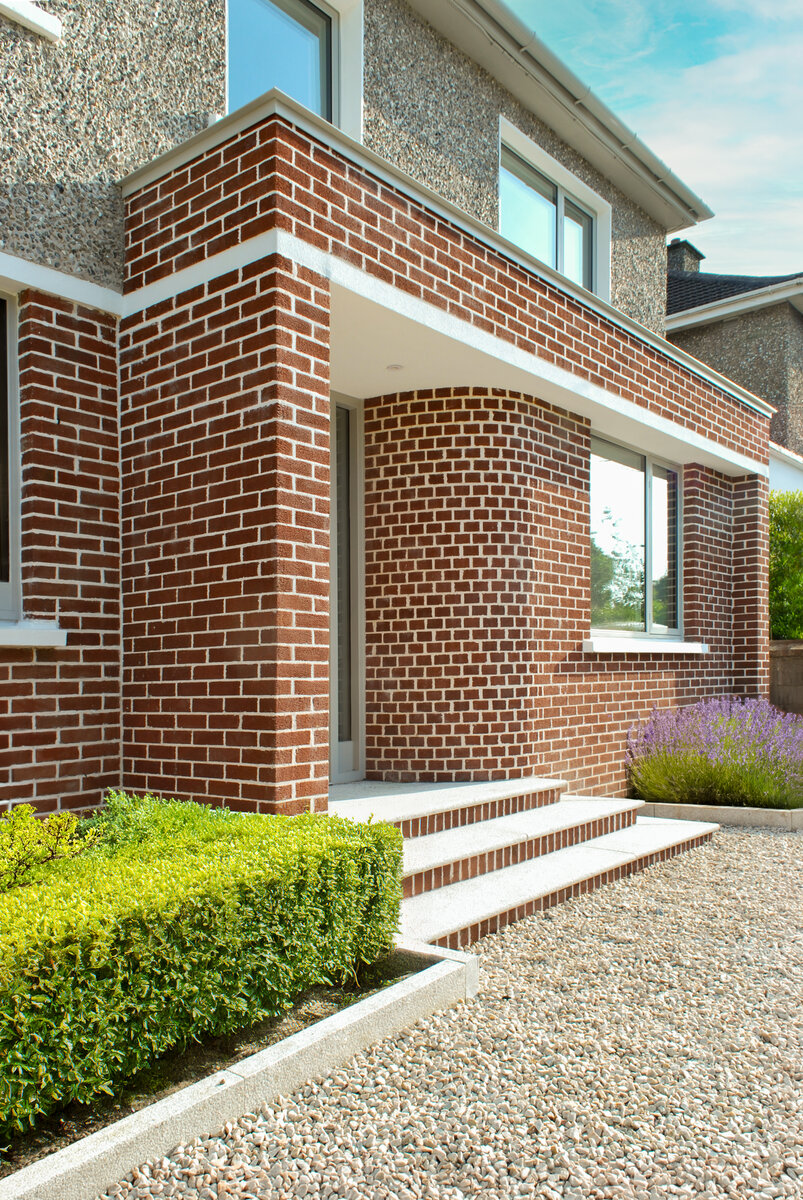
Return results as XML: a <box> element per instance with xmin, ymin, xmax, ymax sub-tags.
<box><xmin>0</xmin><ymin>249</ymin><xmax>123</xmax><ymax>316</ymax></box>
<box><xmin>583</xmin><ymin>638</ymin><xmax>709</xmax><ymax>655</ymax></box>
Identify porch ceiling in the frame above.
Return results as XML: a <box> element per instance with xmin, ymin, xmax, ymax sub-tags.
<box><xmin>329</xmin><ymin>284</ymin><xmax>766</xmax><ymax>479</ymax></box>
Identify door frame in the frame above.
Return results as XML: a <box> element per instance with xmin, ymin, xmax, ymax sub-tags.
<box><xmin>329</xmin><ymin>392</ymin><xmax>365</xmax><ymax>783</ymax></box>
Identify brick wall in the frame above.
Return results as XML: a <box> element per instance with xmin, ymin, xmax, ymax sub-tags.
<box><xmin>365</xmin><ymin>387</ymin><xmax>747</xmax><ymax>794</ymax></box>
<box><xmin>124</xmin><ymin>113</ymin><xmax>768</xmax><ymax>464</ymax></box>
<box><xmin>0</xmin><ymin>291</ymin><xmax>120</xmax><ymax>813</ymax></box>
<box><xmin>118</xmin><ymin>255</ymin><xmax>330</xmax><ymax>814</ymax></box>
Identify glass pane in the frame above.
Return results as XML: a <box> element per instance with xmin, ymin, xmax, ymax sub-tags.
<box><xmin>335</xmin><ymin>406</ymin><xmax>352</xmax><ymax>743</ymax></box>
<box><xmin>228</xmin><ymin>0</ymin><xmax>332</xmax><ymax>118</ymax></box>
<box><xmin>500</xmin><ymin>147</ymin><xmax>557</xmax><ymax>269</ymax></box>
<box><xmin>0</xmin><ymin>299</ymin><xmax>8</xmax><ymax>585</ymax></box>
<box><xmin>563</xmin><ymin>199</ymin><xmax>593</xmax><ymax>289</ymax></box>
<box><xmin>651</xmin><ymin>463</ymin><xmax>679</xmax><ymax>632</ymax></box>
<box><xmin>590</xmin><ymin>437</ymin><xmax>646</xmax><ymax>631</ymax></box>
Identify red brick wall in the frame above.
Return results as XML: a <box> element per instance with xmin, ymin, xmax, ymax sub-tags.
<box><xmin>124</xmin><ymin>113</ymin><xmax>768</xmax><ymax>464</ymax></box>
<box><xmin>365</xmin><ymin>387</ymin><xmax>748</xmax><ymax>794</ymax></box>
<box><xmin>0</xmin><ymin>291</ymin><xmax>120</xmax><ymax>813</ymax></box>
<box><xmin>118</xmin><ymin>256</ymin><xmax>330</xmax><ymax>814</ymax></box>
<box><xmin>732</xmin><ymin>474</ymin><xmax>770</xmax><ymax>697</ymax></box>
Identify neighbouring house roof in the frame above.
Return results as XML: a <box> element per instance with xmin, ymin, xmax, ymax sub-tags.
<box><xmin>668</xmin><ymin>269</ymin><xmax>803</xmax><ymax>314</ymax></box>
<box><xmin>405</xmin><ymin>0</ymin><xmax>713</xmax><ymax>233</ymax></box>
<box><xmin>665</xmin><ymin>271</ymin><xmax>803</xmax><ymax>331</ymax></box>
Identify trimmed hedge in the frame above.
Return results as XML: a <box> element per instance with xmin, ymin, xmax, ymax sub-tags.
<box><xmin>0</xmin><ymin>795</ymin><xmax>402</xmax><ymax>1138</ymax></box>
<box><xmin>769</xmin><ymin>489</ymin><xmax>803</xmax><ymax>640</ymax></box>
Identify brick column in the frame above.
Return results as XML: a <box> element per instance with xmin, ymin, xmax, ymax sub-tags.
<box><xmin>732</xmin><ymin>473</ymin><xmax>770</xmax><ymax>697</ymax></box>
<box><xmin>120</xmin><ymin>258</ymin><xmax>330</xmax><ymax>814</ymax></box>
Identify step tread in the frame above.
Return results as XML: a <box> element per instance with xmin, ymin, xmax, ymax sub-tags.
<box><xmin>403</xmin><ymin>797</ymin><xmax>642</xmax><ymax>876</ymax></box>
<box><xmin>329</xmin><ymin>774</ymin><xmax>567</xmax><ymax>826</ymax></box>
<box><xmin>400</xmin><ymin>816</ymin><xmax>718</xmax><ymax>944</ymax></box>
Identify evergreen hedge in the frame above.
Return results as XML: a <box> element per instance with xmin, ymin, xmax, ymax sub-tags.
<box><xmin>769</xmin><ymin>489</ymin><xmax>803</xmax><ymax>640</ymax></box>
<box><xmin>0</xmin><ymin>794</ymin><xmax>401</xmax><ymax>1138</ymax></box>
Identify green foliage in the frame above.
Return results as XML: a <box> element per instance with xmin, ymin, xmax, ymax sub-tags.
<box><xmin>0</xmin><ymin>795</ymin><xmax>402</xmax><ymax>1139</ymax></box>
<box><xmin>0</xmin><ymin>805</ymin><xmax>97</xmax><ymax>894</ymax></box>
<box><xmin>769</xmin><ymin>490</ymin><xmax>803</xmax><ymax>640</ymax></box>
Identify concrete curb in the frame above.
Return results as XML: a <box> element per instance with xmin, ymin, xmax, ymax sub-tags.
<box><xmin>1</xmin><ymin>942</ymin><xmax>478</xmax><ymax>1200</ymax></box>
<box><xmin>640</xmin><ymin>802</ymin><xmax>802</xmax><ymax>830</ymax></box>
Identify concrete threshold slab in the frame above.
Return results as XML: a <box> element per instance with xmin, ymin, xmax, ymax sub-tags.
<box><xmin>640</xmin><ymin>801</ymin><xmax>802</xmax><ymax>830</ymax></box>
<box><xmin>1</xmin><ymin>943</ymin><xmax>478</xmax><ymax>1200</ymax></box>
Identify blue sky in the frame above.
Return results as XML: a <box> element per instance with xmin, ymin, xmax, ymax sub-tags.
<box><xmin>506</xmin><ymin>0</ymin><xmax>803</xmax><ymax>276</ymax></box>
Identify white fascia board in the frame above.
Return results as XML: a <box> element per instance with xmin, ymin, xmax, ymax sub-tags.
<box><xmin>666</xmin><ymin>277</ymin><xmax>803</xmax><ymax>332</ymax></box>
<box><xmin>0</xmin><ymin>249</ymin><xmax>123</xmax><ymax>316</ymax></box>
<box><xmin>770</xmin><ymin>440</ymin><xmax>803</xmax><ymax>470</ymax></box>
<box><xmin>403</xmin><ymin>0</ymin><xmax>712</xmax><ymax>232</ymax></box>
<box><xmin>120</xmin><ymin>93</ymin><xmax>772</xmax><ymax>422</ymax></box>
<box><xmin>0</xmin><ymin>0</ymin><xmax>62</xmax><ymax>42</ymax></box>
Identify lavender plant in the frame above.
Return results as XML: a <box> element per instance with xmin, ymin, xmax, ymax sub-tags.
<box><xmin>627</xmin><ymin>696</ymin><xmax>803</xmax><ymax>810</ymax></box>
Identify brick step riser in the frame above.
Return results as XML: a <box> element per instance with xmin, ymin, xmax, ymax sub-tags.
<box><xmin>403</xmin><ymin>808</ymin><xmax>637</xmax><ymax>899</ymax></box>
<box><xmin>394</xmin><ymin>787</ymin><xmax>562</xmax><ymax>839</ymax></box>
<box><xmin>433</xmin><ymin>829</ymin><xmax>715</xmax><ymax>949</ymax></box>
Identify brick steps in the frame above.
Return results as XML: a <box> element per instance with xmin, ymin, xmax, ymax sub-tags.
<box><xmin>402</xmin><ymin>796</ymin><xmax>641</xmax><ymax>899</ymax></box>
<box><xmin>330</xmin><ymin>777</ymin><xmax>718</xmax><ymax>949</ymax></box>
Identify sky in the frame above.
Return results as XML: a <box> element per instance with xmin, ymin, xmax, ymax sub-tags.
<box><xmin>506</xmin><ymin>0</ymin><xmax>803</xmax><ymax>276</ymax></box>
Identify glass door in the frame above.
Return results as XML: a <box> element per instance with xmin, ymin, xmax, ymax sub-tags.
<box><xmin>330</xmin><ymin>398</ymin><xmax>363</xmax><ymax>781</ymax></box>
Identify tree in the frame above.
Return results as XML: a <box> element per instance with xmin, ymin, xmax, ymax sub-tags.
<box><xmin>769</xmin><ymin>490</ymin><xmax>803</xmax><ymax>639</ymax></box>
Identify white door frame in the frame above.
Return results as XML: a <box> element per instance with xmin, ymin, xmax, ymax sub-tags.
<box><xmin>329</xmin><ymin>391</ymin><xmax>365</xmax><ymax>782</ymax></box>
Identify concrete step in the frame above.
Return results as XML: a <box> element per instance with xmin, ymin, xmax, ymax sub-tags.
<box><xmin>402</xmin><ymin>796</ymin><xmax>643</xmax><ymax>898</ymax></box>
<box><xmin>329</xmin><ymin>775</ymin><xmax>566</xmax><ymax>838</ymax></box>
<box><xmin>400</xmin><ymin>815</ymin><xmax>719</xmax><ymax>948</ymax></box>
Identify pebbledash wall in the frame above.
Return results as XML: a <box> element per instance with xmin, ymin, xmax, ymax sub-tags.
<box><xmin>104</xmin><ymin>104</ymin><xmax>768</xmax><ymax>810</ymax></box>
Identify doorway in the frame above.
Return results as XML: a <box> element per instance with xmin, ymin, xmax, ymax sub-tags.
<box><xmin>330</xmin><ymin>395</ymin><xmax>364</xmax><ymax>782</ymax></box>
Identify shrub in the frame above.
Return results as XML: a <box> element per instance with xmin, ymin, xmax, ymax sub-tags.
<box><xmin>769</xmin><ymin>490</ymin><xmax>803</xmax><ymax>640</ymax></box>
<box><xmin>0</xmin><ymin>795</ymin><xmax>401</xmax><ymax>1138</ymax></box>
<box><xmin>0</xmin><ymin>805</ymin><xmax>97</xmax><ymax>894</ymax></box>
<box><xmin>627</xmin><ymin>696</ymin><xmax>803</xmax><ymax>810</ymax></box>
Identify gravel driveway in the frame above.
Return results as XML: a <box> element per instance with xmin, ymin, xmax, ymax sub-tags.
<box><xmin>103</xmin><ymin>827</ymin><xmax>803</xmax><ymax>1200</ymax></box>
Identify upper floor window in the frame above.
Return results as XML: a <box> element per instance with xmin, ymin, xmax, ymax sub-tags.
<box><xmin>227</xmin><ymin>0</ymin><xmax>335</xmax><ymax>120</ymax></box>
<box><xmin>500</xmin><ymin>145</ymin><xmax>593</xmax><ymax>290</ymax></box>
<box><xmin>498</xmin><ymin>119</ymin><xmax>612</xmax><ymax>301</ymax></box>
<box><xmin>590</xmin><ymin>436</ymin><xmax>680</xmax><ymax>637</ymax></box>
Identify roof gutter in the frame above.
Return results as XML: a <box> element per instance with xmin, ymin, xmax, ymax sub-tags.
<box><xmin>667</xmin><ymin>277</ymin><xmax>803</xmax><ymax>331</ymax></box>
<box><xmin>406</xmin><ymin>0</ymin><xmax>713</xmax><ymax>232</ymax></box>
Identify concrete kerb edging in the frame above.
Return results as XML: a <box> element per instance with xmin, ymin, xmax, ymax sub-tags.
<box><xmin>2</xmin><ymin>941</ymin><xmax>478</xmax><ymax>1200</ymax></box>
<box><xmin>640</xmin><ymin>802</ymin><xmax>803</xmax><ymax>831</ymax></box>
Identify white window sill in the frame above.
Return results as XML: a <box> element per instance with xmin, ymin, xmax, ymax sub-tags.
<box><xmin>0</xmin><ymin>620</ymin><xmax>67</xmax><ymax>648</ymax></box>
<box><xmin>0</xmin><ymin>0</ymin><xmax>62</xmax><ymax>42</ymax></box>
<box><xmin>583</xmin><ymin>637</ymin><xmax>709</xmax><ymax>655</ymax></box>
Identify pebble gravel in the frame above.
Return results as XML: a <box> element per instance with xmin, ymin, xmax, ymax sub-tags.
<box><xmin>99</xmin><ymin>828</ymin><xmax>803</xmax><ymax>1200</ymax></box>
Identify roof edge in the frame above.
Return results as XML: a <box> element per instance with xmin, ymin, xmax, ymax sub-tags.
<box><xmin>405</xmin><ymin>0</ymin><xmax>713</xmax><ymax>231</ymax></box>
<box><xmin>667</xmin><ymin>277</ymin><xmax>803</xmax><ymax>331</ymax></box>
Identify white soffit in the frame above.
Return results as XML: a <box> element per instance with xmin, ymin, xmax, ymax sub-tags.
<box><xmin>406</xmin><ymin>0</ymin><xmax>711</xmax><ymax>233</ymax></box>
<box><xmin>329</xmin><ymin>281</ymin><xmax>765</xmax><ymax>479</ymax></box>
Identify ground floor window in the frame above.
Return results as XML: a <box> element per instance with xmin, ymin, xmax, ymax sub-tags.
<box><xmin>590</xmin><ymin>435</ymin><xmax>680</xmax><ymax>636</ymax></box>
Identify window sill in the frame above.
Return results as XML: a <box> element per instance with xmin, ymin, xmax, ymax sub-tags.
<box><xmin>583</xmin><ymin>637</ymin><xmax>708</xmax><ymax>655</ymax></box>
<box><xmin>0</xmin><ymin>620</ymin><xmax>67</xmax><ymax>648</ymax></box>
<box><xmin>0</xmin><ymin>0</ymin><xmax>62</xmax><ymax>42</ymax></box>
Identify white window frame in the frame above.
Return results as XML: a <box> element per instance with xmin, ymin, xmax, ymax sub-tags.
<box><xmin>225</xmin><ymin>0</ymin><xmax>363</xmax><ymax>142</ymax></box>
<box><xmin>589</xmin><ymin>433</ymin><xmax>684</xmax><ymax>643</ymax></box>
<box><xmin>499</xmin><ymin>117</ymin><xmax>612</xmax><ymax>302</ymax></box>
<box><xmin>0</xmin><ymin>1</ymin><xmax>62</xmax><ymax>42</ymax></box>
<box><xmin>0</xmin><ymin>293</ymin><xmax>20</xmax><ymax>623</ymax></box>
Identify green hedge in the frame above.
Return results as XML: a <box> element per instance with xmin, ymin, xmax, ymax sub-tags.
<box><xmin>770</xmin><ymin>490</ymin><xmax>803</xmax><ymax>640</ymax></box>
<box><xmin>0</xmin><ymin>795</ymin><xmax>402</xmax><ymax>1137</ymax></box>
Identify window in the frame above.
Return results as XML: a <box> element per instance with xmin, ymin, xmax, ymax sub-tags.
<box><xmin>227</xmin><ymin>0</ymin><xmax>335</xmax><ymax>120</ymax></box>
<box><xmin>0</xmin><ymin>295</ymin><xmax>19</xmax><ymax>622</ymax></box>
<box><xmin>590</xmin><ymin>436</ymin><xmax>680</xmax><ymax>637</ymax></box>
<box><xmin>500</xmin><ymin>145</ymin><xmax>593</xmax><ymax>290</ymax></box>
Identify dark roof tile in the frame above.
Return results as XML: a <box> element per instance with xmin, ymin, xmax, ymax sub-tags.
<box><xmin>667</xmin><ymin>269</ymin><xmax>803</xmax><ymax>315</ymax></box>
